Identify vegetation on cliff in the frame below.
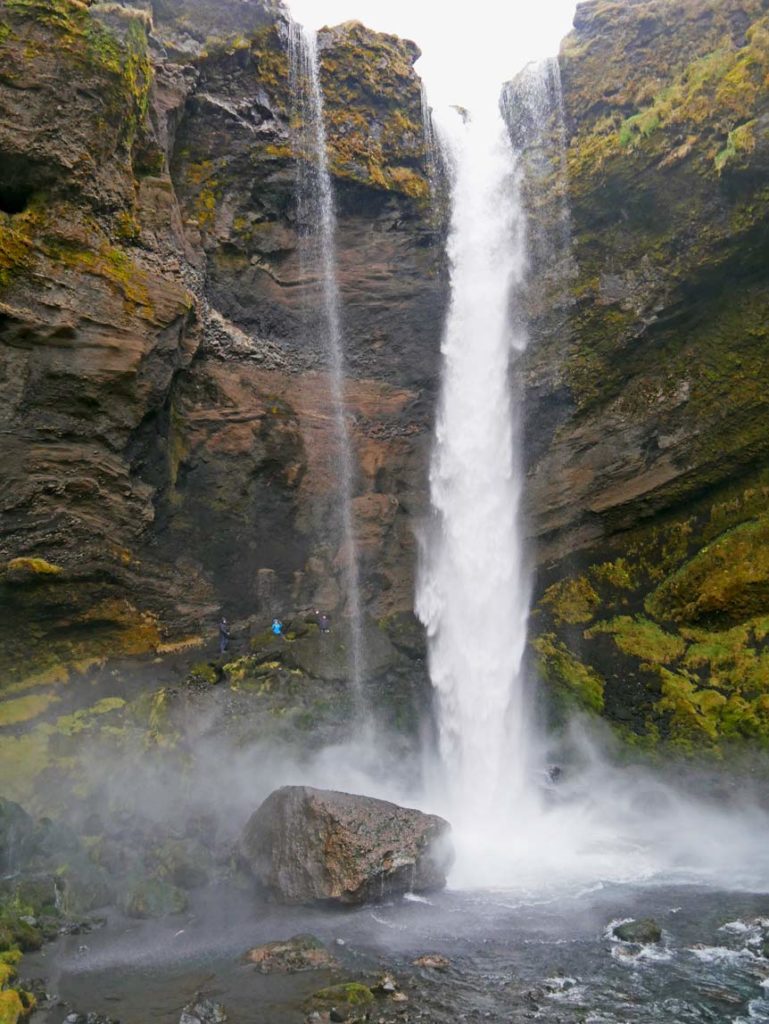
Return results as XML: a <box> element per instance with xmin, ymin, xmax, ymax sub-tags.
<box><xmin>525</xmin><ymin>0</ymin><xmax>769</xmax><ymax>753</ymax></box>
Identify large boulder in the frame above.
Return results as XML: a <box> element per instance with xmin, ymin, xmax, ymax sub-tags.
<box><xmin>240</xmin><ymin>786</ymin><xmax>453</xmax><ymax>905</ymax></box>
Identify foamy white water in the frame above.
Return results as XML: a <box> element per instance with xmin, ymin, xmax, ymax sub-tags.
<box><xmin>416</xmin><ymin>98</ymin><xmax>532</xmax><ymax>844</ymax></box>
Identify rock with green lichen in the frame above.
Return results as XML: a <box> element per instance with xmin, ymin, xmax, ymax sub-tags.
<box><xmin>306</xmin><ymin>981</ymin><xmax>374</xmax><ymax>1016</ymax></box>
<box><xmin>119</xmin><ymin>877</ymin><xmax>188</xmax><ymax>918</ymax></box>
<box><xmin>518</xmin><ymin>0</ymin><xmax>769</xmax><ymax>752</ymax></box>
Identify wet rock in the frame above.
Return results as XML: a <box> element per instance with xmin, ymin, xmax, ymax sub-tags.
<box><xmin>287</xmin><ymin>623</ymin><xmax>397</xmax><ymax>682</ymax></box>
<box><xmin>244</xmin><ymin>934</ymin><xmax>339</xmax><ymax>973</ymax></box>
<box><xmin>373</xmin><ymin>973</ymin><xmax>398</xmax><ymax>994</ymax></box>
<box><xmin>613</xmin><ymin>918</ymin><xmax>662</xmax><ymax>944</ymax></box>
<box><xmin>305</xmin><ymin>983</ymin><xmax>374</xmax><ymax>1021</ymax></box>
<box><xmin>0</xmin><ymin>800</ymin><xmax>37</xmax><ymax>875</ymax></box>
<box><xmin>412</xmin><ymin>954</ymin><xmax>450</xmax><ymax>971</ymax></box>
<box><xmin>179</xmin><ymin>999</ymin><xmax>228</xmax><ymax>1024</ymax></box>
<box><xmin>119</xmin><ymin>878</ymin><xmax>188</xmax><ymax>919</ymax></box>
<box><xmin>241</xmin><ymin>786</ymin><xmax>453</xmax><ymax>905</ymax></box>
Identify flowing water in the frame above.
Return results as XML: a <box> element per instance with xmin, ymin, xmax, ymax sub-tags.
<box><xmin>288</xmin><ymin>22</ymin><xmax>366</xmax><ymax>705</ymax></box>
<box><xmin>416</xmin><ymin>88</ymin><xmax>535</xmax><ymax>876</ymax></box>
<box><xmin>26</xmin><ymin>884</ymin><xmax>769</xmax><ymax>1023</ymax></box>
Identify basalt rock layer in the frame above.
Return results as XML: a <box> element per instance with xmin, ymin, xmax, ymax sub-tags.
<box><xmin>520</xmin><ymin>0</ymin><xmax>769</xmax><ymax>751</ymax></box>
<box><xmin>0</xmin><ymin>0</ymin><xmax>445</xmax><ymax>708</ymax></box>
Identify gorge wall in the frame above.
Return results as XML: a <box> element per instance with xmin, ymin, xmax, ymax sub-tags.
<box><xmin>0</xmin><ymin>0</ymin><xmax>445</xmax><ymax>700</ymax></box>
<box><xmin>523</xmin><ymin>0</ymin><xmax>769</xmax><ymax>753</ymax></box>
<box><xmin>1</xmin><ymin>0</ymin><xmax>769</xmax><ymax>759</ymax></box>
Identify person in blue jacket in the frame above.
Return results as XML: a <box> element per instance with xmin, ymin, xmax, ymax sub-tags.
<box><xmin>271</xmin><ymin>618</ymin><xmax>284</xmax><ymax>638</ymax></box>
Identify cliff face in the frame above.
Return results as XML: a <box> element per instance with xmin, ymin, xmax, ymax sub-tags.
<box><xmin>523</xmin><ymin>0</ymin><xmax>769</xmax><ymax>751</ymax></box>
<box><xmin>4</xmin><ymin>0</ymin><xmax>769</xmax><ymax>759</ymax></box>
<box><xmin>0</xmin><ymin>0</ymin><xmax>445</xmax><ymax>691</ymax></box>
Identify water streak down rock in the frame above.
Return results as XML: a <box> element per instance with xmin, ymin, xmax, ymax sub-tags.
<box><xmin>240</xmin><ymin>786</ymin><xmax>453</xmax><ymax>905</ymax></box>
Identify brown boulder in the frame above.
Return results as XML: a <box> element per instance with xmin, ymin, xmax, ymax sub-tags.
<box><xmin>240</xmin><ymin>786</ymin><xmax>453</xmax><ymax>905</ymax></box>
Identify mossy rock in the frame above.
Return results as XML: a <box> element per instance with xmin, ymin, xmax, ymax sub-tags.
<box><xmin>146</xmin><ymin>838</ymin><xmax>210</xmax><ymax>890</ymax></box>
<box><xmin>188</xmin><ymin>661</ymin><xmax>221</xmax><ymax>686</ymax></box>
<box><xmin>119</xmin><ymin>877</ymin><xmax>188</xmax><ymax>918</ymax></box>
<box><xmin>646</xmin><ymin>516</ymin><xmax>769</xmax><ymax>626</ymax></box>
<box><xmin>0</xmin><ymin>989</ymin><xmax>30</xmax><ymax>1024</ymax></box>
<box><xmin>306</xmin><ymin>981</ymin><xmax>375</xmax><ymax>1012</ymax></box>
<box><xmin>613</xmin><ymin>918</ymin><xmax>662</xmax><ymax>944</ymax></box>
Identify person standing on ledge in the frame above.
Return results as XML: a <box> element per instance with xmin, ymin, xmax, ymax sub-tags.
<box><xmin>271</xmin><ymin>617</ymin><xmax>284</xmax><ymax>639</ymax></box>
<box><xmin>218</xmin><ymin>617</ymin><xmax>231</xmax><ymax>655</ymax></box>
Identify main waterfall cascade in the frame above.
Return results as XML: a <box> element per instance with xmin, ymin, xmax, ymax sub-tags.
<box><xmin>416</xmin><ymin>102</ymin><xmax>532</xmax><ymax>835</ymax></box>
<box><xmin>288</xmin><ymin>23</ymin><xmax>366</xmax><ymax>705</ymax></box>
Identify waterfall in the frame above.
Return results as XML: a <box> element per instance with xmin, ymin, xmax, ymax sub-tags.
<box><xmin>416</xmin><ymin>97</ymin><xmax>533</xmax><ymax>838</ymax></box>
<box><xmin>288</xmin><ymin>23</ymin><xmax>366</xmax><ymax>706</ymax></box>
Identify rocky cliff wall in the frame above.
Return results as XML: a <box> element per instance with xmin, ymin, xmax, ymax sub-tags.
<box><xmin>522</xmin><ymin>0</ymin><xmax>769</xmax><ymax>752</ymax></box>
<box><xmin>0</xmin><ymin>0</ymin><xmax>446</xmax><ymax>699</ymax></box>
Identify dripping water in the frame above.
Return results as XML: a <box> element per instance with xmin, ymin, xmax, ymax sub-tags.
<box><xmin>288</xmin><ymin>22</ymin><xmax>366</xmax><ymax>711</ymax></box>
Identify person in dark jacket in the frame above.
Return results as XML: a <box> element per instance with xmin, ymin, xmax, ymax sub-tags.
<box><xmin>218</xmin><ymin>617</ymin><xmax>230</xmax><ymax>655</ymax></box>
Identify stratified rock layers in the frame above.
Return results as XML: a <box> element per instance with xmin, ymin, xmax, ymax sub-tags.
<box><xmin>0</xmin><ymin>2</ymin><xmax>444</xmax><ymax>688</ymax></box>
<box><xmin>241</xmin><ymin>785</ymin><xmax>453</xmax><ymax>904</ymax></box>
<box><xmin>522</xmin><ymin>0</ymin><xmax>769</xmax><ymax>750</ymax></box>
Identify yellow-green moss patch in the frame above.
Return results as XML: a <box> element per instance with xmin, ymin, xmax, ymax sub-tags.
<box><xmin>534</xmin><ymin>633</ymin><xmax>605</xmax><ymax>713</ymax></box>
<box><xmin>0</xmin><ymin>694</ymin><xmax>61</xmax><ymax>728</ymax></box>
<box><xmin>542</xmin><ymin>576</ymin><xmax>600</xmax><ymax>624</ymax></box>
<box><xmin>586</xmin><ymin>616</ymin><xmax>685</xmax><ymax>664</ymax></box>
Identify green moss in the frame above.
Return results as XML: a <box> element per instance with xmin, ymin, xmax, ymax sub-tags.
<box><xmin>4</xmin><ymin>558</ymin><xmax>62</xmax><ymax>578</ymax></box>
<box><xmin>308</xmin><ymin>982</ymin><xmax>374</xmax><ymax>1010</ymax></box>
<box><xmin>0</xmin><ymin>989</ymin><xmax>28</xmax><ymax>1024</ymax></box>
<box><xmin>188</xmin><ymin>662</ymin><xmax>219</xmax><ymax>685</ymax></box>
<box><xmin>647</xmin><ymin>516</ymin><xmax>769</xmax><ymax>626</ymax></box>
<box><xmin>542</xmin><ymin>576</ymin><xmax>600</xmax><ymax>624</ymax></box>
<box><xmin>586</xmin><ymin>616</ymin><xmax>685</xmax><ymax>664</ymax></box>
<box><xmin>590</xmin><ymin>558</ymin><xmax>636</xmax><ymax>591</ymax></box>
<box><xmin>0</xmin><ymin>693</ymin><xmax>61</xmax><ymax>728</ymax></box>
<box><xmin>315</xmin><ymin>22</ymin><xmax>429</xmax><ymax>200</ymax></box>
<box><xmin>533</xmin><ymin>633</ymin><xmax>604</xmax><ymax>713</ymax></box>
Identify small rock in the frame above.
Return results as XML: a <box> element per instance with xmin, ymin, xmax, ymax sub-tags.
<box><xmin>179</xmin><ymin>999</ymin><xmax>228</xmax><ymax>1024</ymax></box>
<box><xmin>412</xmin><ymin>953</ymin><xmax>450</xmax><ymax>971</ymax></box>
<box><xmin>391</xmin><ymin>992</ymin><xmax>408</xmax><ymax>1003</ymax></box>
<box><xmin>612</xmin><ymin>918</ymin><xmax>662</xmax><ymax>944</ymax></box>
<box><xmin>374</xmin><ymin>973</ymin><xmax>397</xmax><ymax>994</ymax></box>
<box><xmin>244</xmin><ymin>933</ymin><xmax>338</xmax><ymax>974</ymax></box>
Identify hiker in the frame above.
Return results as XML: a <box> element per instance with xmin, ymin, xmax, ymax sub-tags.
<box><xmin>317</xmin><ymin>610</ymin><xmax>331</xmax><ymax>634</ymax></box>
<box><xmin>271</xmin><ymin>617</ymin><xmax>284</xmax><ymax>638</ymax></box>
<box><xmin>218</xmin><ymin>617</ymin><xmax>230</xmax><ymax>655</ymax></box>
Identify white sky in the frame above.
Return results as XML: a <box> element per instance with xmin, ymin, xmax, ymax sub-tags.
<box><xmin>286</xmin><ymin>0</ymin><xmax>580</xmax><ymax>110</ymax></box>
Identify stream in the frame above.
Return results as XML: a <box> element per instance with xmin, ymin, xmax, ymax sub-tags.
<box><xmin>25</xmin><ymin>880</ymin><xmax>769</xmax><ymax>1023</ymax></box>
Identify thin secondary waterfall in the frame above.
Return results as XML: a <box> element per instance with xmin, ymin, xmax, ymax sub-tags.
<box><xmin>417</xmin><ymin>99</ymin><xmax>532</xmax><ymax>834</ymax></box>
<box><xmin>288</xmin><ymin>23</ymin><xmax>366</xmax><ymax>705</ymax></box>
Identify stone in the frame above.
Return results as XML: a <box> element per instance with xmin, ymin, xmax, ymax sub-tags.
<box><xmin>412</xmin><ymin>954</ymin><xmax>450</xmax><ymax>971</ymax></box>
<box><xmin>305</xmin><ymin>983</ymin><xmax>374</xmax><ymax>1019</ymax></box>
<box><xmin>240</xmin><ymin>786</ymin><xmax>453</xmax><ymax>905</ymax></box>
<box><xmin>179</xmin><ymin>1000</ymin><xmax>227</xmax><ymax>1024</ymax></box>
<box><xmin>119</xmin><ymin>879</ymin><xmax>188</xmax><ymax>919</ymax></box>
<box><xmin>612</xmin><ymin>918</ymin><xmax>662</xmax><ymax>944</ymax></box>
<box><xmin>244</xmin><ymin>934</ymin><xmax>339</xmax><ymax>973</ymax></box>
